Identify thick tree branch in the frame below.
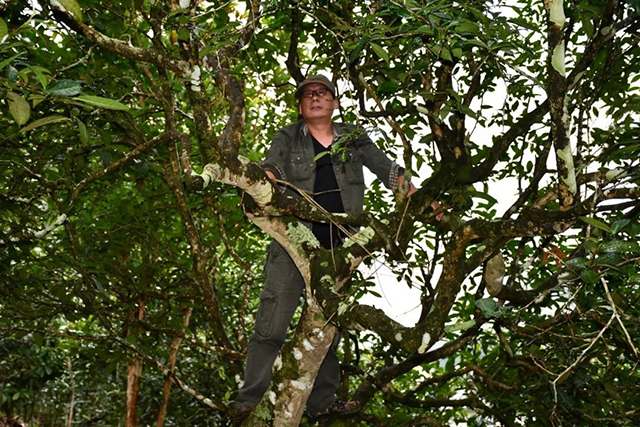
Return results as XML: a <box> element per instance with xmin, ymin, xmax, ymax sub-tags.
<box><xmin>462</xmin><ymin>100</ymin><xmax>550</xmax><ymax>185</ymax></box>
<box><xmin>48</xmin><ymin>3</ymin><xmax>191</xmax><ymax>77</ymax></box>
<box><xmin>286</xmin><ymin>5</ymin><xmax>305</xmax><ymax>83</ymax></box>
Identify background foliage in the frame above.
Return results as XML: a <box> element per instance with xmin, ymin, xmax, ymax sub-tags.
<box><xmin>1</xmin><ymin>0</ymin><xmax>639</xmax><ymax>426</ymax></box>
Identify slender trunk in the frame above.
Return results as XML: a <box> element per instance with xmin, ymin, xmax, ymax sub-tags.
<box><xmin>66</xmin><ymin>356</ymin><xmax>75</xmax><ymax>427</ymax></box>
<box><xmin>126</xmin><ymin>301</ymin><xmax>146</xmax><ymax>427</ymax></box>
<box><xmin>156</xmin><ymin>305</ymin><xmax>193</xmax><ymax>427</ymax></box>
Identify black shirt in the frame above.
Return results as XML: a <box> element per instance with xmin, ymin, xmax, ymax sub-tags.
<box><xmin>311</xmin><ymin>136</ymin><xmax>345</xmax><ymax>248</ymax></box>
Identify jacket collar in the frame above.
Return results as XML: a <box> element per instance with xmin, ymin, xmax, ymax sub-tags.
<box><xmin>301</xmin><ymin>121</ymin><xmax>341</xmax><ymax>138</ymax></box>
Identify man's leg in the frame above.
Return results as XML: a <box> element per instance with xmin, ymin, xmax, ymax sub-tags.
<box><xmin>236</xmin><ymin>242</ymin><xmax>304</xmax><ymax>408</ymax></box>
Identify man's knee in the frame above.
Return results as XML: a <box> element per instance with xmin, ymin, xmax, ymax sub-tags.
<box><xmin>253</xmin><ymin>288</ymin><xmax>300</xmax><ymax>343</ymax></box>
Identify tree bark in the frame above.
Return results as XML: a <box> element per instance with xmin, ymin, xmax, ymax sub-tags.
<box><xmin>125</xmin><ymin>301</ymin><xmax>146</xmax><ymax>427</ymax></box>
<box><xmin>156</xmin><ymin>305</ymin><xmax>193</xmax><ymax>427</ymax></box>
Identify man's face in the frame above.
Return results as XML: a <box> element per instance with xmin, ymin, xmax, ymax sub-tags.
<box><xmin>298</xmin><ymin>83</ymin><xmax>339</xmax><ymax>121</ymax></box>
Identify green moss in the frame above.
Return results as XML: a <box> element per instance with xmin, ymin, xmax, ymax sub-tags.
<box><xmin>556</xmin><ymin>145</ymin><xmax>576</xmax><ymax>194</ymax></box>
<box><xmin>320</xmin><ymin>275</ymin><xmax>334</xmax><ymax>286</ymax></box>
<box><xmin>550</xmin><ymin>0</ymin><xmax>566</xmax><ymax>26</ymax></box>
<box><xmin>285</xmin><ymin>222</ymin><xmax>320</xmax><ymax>249</ymax></box>
<box><xmin>343</xmin><ymin>227</ymin><xmax>375</xmax><ymax>248</ymax></box>
<box><xmin>253</xmin><ymin>403</ymin><xmax>272</xmax><ymax>421</ymax></box>
<box><xmin>552</xmin><ymin>42</ymin><xmax>566</xmax><ymax>77</ymax></box>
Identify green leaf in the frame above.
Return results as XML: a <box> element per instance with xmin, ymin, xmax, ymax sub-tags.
<box><xmin>455</xmin><ymin>22</ymin><xmax>480</xmax><ymax>35</ymax></box>
<box><xmin>349</xmin><ymin>36</ymin><xmax>369</xmax><ymax>65</ymax></box>
<box><xmin>30</xmin><ymin>94</ymin><xmax>46</xmax><ymax>108</ymax></box>
<box><xmin>47</xmin><ymin>79</ymin><xmax>83</xmax><ymax>96</ymax></box>
<box><xmin>370</xmin><ymin>42</ymin><xmax>389</xmax><ymax>63</ymax></box>
<box><xmin>565</xmin><ymin>257</ymin><xmax>589</xmax><ymax>269</ymax></box>
<box><xmin>580</xmin><ymin>269</ymin><xmax>599</xmax><ymax>284</ymax></box>
<box><xmin>600</xmin><ymin>240</ymin><xmax>628</xmax><ymax>253</ymax></box>
<box><xmin>0</xmin><ymin>53</ymin><xmax>22</xmax><ymax>71</ymax></box>
<box><xmin>7</xmin><ymin>92</ymin><xmax>31</xmax><ymax>125</ymax></box>
<box><xmin>199</xmin><ymin>45</ymin><xmax>216</xmax><ymax>59</ymax></box>
<box><xmin>20</xmin><ymin>115</ymin><xmax>70</xmax><ymax>133</ymax></box>
<box><xmin>580</xmin><ymin>216</ymin><xmax>611</xmax><ymax>233</ymax></box>
<box><xmin>6</xmin><ymin>65</ymin><xmax>18</xmax><ymax>82</ymax></box>
<box><xmin>73</xmin><ymin>95</ymin><xmax>130</xmax><ymax>111</ymax></box>
<box><xmin>29</xmin><ymin>66</ymin><xmax>50</xmax><ymax>89</ymax></box>
<box><xmin>33</xmin><ymin>332</ymin><xmax>44</xmax><ymax>347</ymax></box>
<box><xmin>475</xmin><ymin>298</ymin><xmax>502</xmax><ymax>318</ymax></box>
<box><xmin>0</xmin><ymin>17</ymin><xmax>8</xmax><ymax>40</ymax></box>
<box><xmin>444</xmin><ymin>319</ymin><xmax>476</xmax><ymax>333</ymax></box>
<box><xmin>76</xmin><ymin>118</ymin><xmax>89</xmax><ymax>144</ymax></box>
<box><xmin>611</xmin><ymin>219</ymin><xmax>630</xmax><ymax>234</ymax></box>
<box><xmin>313</xmin><ymin>151</ymin><xmax>330</xmax><ymax>162</ymax></box>
<box><xmin>429</xmin><ymin>44</ymin><xmax>452</xmax><ymax>62</ymax></box>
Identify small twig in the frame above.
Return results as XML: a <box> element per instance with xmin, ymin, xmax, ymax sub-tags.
<box><xmin>394</xmin><ymin>197</ymin><xmax>411</xmax><ymax>242</ymax></box>
<box><xmin>551</xmin><ymin>311</ymin><xmax>615</xmax><ymax>408</ymax></box>
<box><xmin>601</xmin><ymin>276</ymin><xmax>639</xmax><ymax>359</ymax></box>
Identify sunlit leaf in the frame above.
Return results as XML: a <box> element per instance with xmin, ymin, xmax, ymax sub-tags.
<box><xmin>475</xmin><ymin>298</ymin><xmax>502</xmax><ymax>318</ymax></box>
<box><xmin>0</xmin><ymin>17</ymin><xmax>8</xmax><ymax>40</ymax></box>
<box><xmin>20</xmin><ymin>115</ymin><xmax>70</xmax><ymax>133</ymax></box>
<box><xmin>47</xmin><ymin>79</ymin><xmax>83</xmax><ymax>96</ymax></box>
<box><xmin>580</xmin><ymin>217</ymin><xmax>611</xmax><ymax>233</ymax></box>
<box><xmin>7</xmin><ymin>92</ymin><xmax>30</xmax><ymax>125</ymax></box>
<box><xmin>73</xmin><ymin>95</ymin><xmax>130</xmax><ymax>111</ymax></box>
<box><xmin>611</xmin><ymin>219</ymin><xmax>630</xmax><ymax>234</ymax></box>
<box><xmin>370</xmin><ymin>42</ymin><xmax>389</xmax><ymax>63</ymax></box>
<box><xmin>53</xmin><ymin>0</ymin><xmax>83</xmax><ymax>22</ymax></box>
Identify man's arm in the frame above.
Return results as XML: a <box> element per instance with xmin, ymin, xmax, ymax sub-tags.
<box><xmin>356</xmin><ymin>133</ymin><xmax>403</xmax><ymax>191</ymax></box>
<box><xmin>261</xmin><ymin>131</ymin><xmax>290</xmax><ymax>182</ymax></box>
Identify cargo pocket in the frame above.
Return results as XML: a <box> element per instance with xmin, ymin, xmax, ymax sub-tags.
<box><xmin>254</xmin><ymin>289</ymin><xmax>277</xmax><ymax>339</ymax></box>
<box><xmin>344</xmin><ymin>149</ymin><xmax>364</xmax><ymax>184</ymax></box>
<box><xmin>290</xmin><ymin>152</ymin><xmax>312</xmax><ymax>181</ymax></box>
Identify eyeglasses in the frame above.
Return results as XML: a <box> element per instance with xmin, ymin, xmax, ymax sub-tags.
<box><xmin>301</xmin><ymin>88</ymin><xmax>331</xmax><ymax>99</ymax></box>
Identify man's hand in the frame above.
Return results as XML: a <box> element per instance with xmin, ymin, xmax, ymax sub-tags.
<box><xmin>430</xmin><ymin>200</ymin><xmax>444</xmax><ymax>221</ymax></box>
<box><xmin>397</xmin><ymin>174</ymin><xmax>417</xmax><ymax>196</ymax></box>
<box><xmin>265</xmin><ymin>170</ymin><xmax>277</xmax><ymax>181</ymax></box>
<box><xmin>397</xmin><ymin>175</ymin><xmax>443</xmax><ymax>221</ymax></box>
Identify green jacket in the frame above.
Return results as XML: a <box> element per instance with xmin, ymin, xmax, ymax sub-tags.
<box><xmin>262</xmin><ymin>121</ymin><xmax>401</xmax><ymax>214</ymax></box>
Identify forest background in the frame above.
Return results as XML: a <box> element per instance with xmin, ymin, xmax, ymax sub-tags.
<box><xmin>1</xmin><ymin>0</ymin><xmax>639</xmax><ymax>426</ymax></box>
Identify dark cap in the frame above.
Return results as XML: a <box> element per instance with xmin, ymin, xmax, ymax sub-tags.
<box><xmin>295</xmin><ymin>74</ymin><xmax>337</xmax><ymax>99</ymax></box>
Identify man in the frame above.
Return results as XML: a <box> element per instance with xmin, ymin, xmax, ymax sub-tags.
<box><xmin>235</xmin><ymin>74</ymin><xmax>416</xmax><ymax>425</ymax></box>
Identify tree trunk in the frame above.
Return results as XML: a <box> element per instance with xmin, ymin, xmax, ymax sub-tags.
<box><xmin>125</xmin><ymin>301</ymin><xmax>146</xmax><ymax>427</ymax></box>
<box><xmin>244</xmin><ymin>302</ymin><xmax>338</xmax><ymax>427</ymax></box>
<box><xmin>156</xmin><ymin>305</ymin><xmax>193</xmax><ymax>427</ymax></box>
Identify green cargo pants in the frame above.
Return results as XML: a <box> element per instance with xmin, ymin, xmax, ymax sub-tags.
<box><xmin>236</xmin><ymin>241</ymin><xmax>341</xmax><ymax>413</ymax></box>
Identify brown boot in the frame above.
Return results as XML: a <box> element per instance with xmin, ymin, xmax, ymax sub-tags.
<box><xmin>306</xmin><ymin>400</ymin><xmax>361</xmax><ymax>423</ymax></box>
<box><xmin>234</xmin><ymin>405</ymin><xmax>254</xmax><ymax>426</ymax></box>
